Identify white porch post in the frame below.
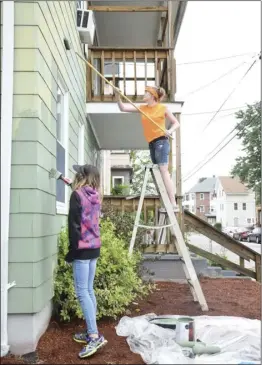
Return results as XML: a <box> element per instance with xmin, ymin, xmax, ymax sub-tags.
<box><xmin>1</xmin><ymin>0</ymin><xmax>15</xmax><ymax>357</ymax></box>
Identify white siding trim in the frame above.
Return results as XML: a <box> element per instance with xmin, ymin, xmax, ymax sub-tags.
<box><xmin>1</xmin><ymin>0</ymin><xmax>14</xmax><ymax>357</ymax></box>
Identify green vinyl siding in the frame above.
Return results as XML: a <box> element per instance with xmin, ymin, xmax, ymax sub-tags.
<box><xmin>8</xmin><ymin>1</ymin><xmax>100</xmax><ymax>314</ymax></box>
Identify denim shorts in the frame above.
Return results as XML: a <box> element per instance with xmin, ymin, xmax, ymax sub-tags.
<box><xmin>149</xmin><ymin>137</ymin><xmax>170</xmax><ymax>165</ymax></box>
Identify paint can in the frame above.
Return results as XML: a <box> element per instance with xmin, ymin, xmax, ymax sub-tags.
<box><xmin>175</xmin><ymin>317</ymin><xmax>195</xmax><ymax>345</ymax></box>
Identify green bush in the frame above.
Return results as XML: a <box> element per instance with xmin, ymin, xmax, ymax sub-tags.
<box><xmin>53</xmin><ymin>219</ymin><xmax>151</xmax><ymax>322</ymax></box>
<box><xmin>214</xmin><ymin>222</ymin><xmax>222</xmax><ymax>231</ymax></box>
<box><xmin>102</xmin><ymin>208</ymin><xmax>145</xmax><ymax>247</ymax></box>
<box><xmin>111</xmin><ymin>184</ymin><xmax>130</xmax><ymax>196</ymax></box>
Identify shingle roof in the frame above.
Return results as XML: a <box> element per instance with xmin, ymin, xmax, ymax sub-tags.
<box><xmin>218</xmin><ymin>176</ymin><xmax>249</xmax><ymax>194</ymax></box>
<box><xmin>189</xmin><ymin>177</ymin><xmax>216</xmax><ymax>193</ymax></box>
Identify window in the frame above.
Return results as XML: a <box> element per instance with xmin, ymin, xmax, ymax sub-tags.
<box><xmin>56</xmin><ymin>78</ymin><xmax>69</xmax><ymax>214</ymax></box>
<box><xmin>200</xmin><ymin>193</ymin><xmax>204</xmax><ymax>200</ymax></box>
<box><xmin>185</xmin><ymin>194</ymin><xmax>189</xmax><ymax>201</ymax></box>
<box><xmin>113</xmin><ymin>176</ymin><xmax>124</xmax><ymax>187</ymax></box>
<box><xmin>78</xmin><ymin>123</ymin><xmax>85</xmax><ymax>165</ymax></box>
<box><xmin>191</xmin><ymin>206</ymin><xmax>195</xmax><ymax>213</ymax></box>
<box><xmin>247</xmin><ymin>218</ymin><xmax>251</xmax><ymax>224</ymax></box>
<box><xmin>191</xmin><ymin>193</ymin><xmax>195</xmax><ymax>200</ymax></box>
<box><xmin>242</xmin><ymin>203</ymin><xmax>246</xmax><ymax>211</ymax></box>
<box><xmin>199</xmin><ymin>205</ymin><xmax>205</xmax><ymax>213</ymax></box>
<box><xmin>234</xmin><ymin>203</ymin><xmax>238</xmax><ymax>211</ymax></box>
<box><xmin>77</xmin><ymin>0</ymin><xmax>84</xmax><ymax>9</ymax></box>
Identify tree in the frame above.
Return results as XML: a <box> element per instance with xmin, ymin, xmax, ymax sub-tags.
<box><xmin>231</xmin><ymin>102</ymin><xmax>261</xmax><ymax>203</ymax></box>
<box><xmin>130</xmin><ymin>150</ymin><xmax>157</xmax><ymax>195</ymax></box>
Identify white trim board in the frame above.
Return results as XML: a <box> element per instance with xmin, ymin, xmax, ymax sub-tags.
<box><xmin>86</xmin><ymin>102</ymin><xmax>183</xmax><ymax>114</ymax></box>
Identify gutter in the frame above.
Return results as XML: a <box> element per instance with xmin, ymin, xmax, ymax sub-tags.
<box><xmin>173</xmin><ymin>1</ymin><xmax>188</xmax><ymax>49</ymax></box>
<box><xmin>1</xmin><ymin>0</ymin><xmax>16</xmax><ymax>357</ymax></box>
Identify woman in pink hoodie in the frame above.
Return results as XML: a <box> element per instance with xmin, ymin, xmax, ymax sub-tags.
<box><xmin>65</xmin><ymin>164</ymin><xmax>107</xmax><ymax>359</ymax></box>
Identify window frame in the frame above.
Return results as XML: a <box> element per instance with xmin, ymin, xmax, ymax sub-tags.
<box><xmin>234</xmin><ymin>202</ymin><xmax>238</xmax><ymax>211</ymax></box>
<box><xmin>242</xmin><ymin>202</ymin><xmax>247</xmax><ymax>211</ymax></box>
<box><xmin>56</xmin><ymin>76</ymin><xmax>69</xmax><ymax>215</ymax></box>
<box><xmin>200</xmin><ymin>193</ymin><xmax>204</xmax><ymax>200</ymax></box>
<box><xmin>199</xmin><ymin>205</ymin><xmax>205</xmax><ymax>213</ymax></box>
<box><xmin>78</xmin><ymin>122</ymin><xmax>85</xmax><ymax>165</ymax></box>
<box><xmin>112</xmin><ymin>176</ymin><xmax>124</xmax><ymax>187</ymax></box>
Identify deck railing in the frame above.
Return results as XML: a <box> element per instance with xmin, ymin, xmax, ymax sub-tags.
<box><xmin>87</xmin><ymin>47</ymin><xmax>176</xmax><ymax>102</ymax></box>
<box><xmin>102</xmin><ymin>195</ymin><xmax>261</xmax><ymax>282</ymax></box>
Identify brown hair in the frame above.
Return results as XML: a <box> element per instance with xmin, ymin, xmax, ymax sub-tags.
<box><xmin>146</xmin><ymin>86</ymin><xmax>166</xmax><ymax>102</ymax></box>
<box><xmin>72</xmin><ymin>165</ymin><xmax>100</xmax><ymax>191</ymax></box>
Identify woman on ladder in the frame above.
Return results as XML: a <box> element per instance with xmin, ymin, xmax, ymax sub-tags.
<box><xmin>117</xmin><ymin>86</ymin><xmax>180</xmax><ymax>211</ymax></box>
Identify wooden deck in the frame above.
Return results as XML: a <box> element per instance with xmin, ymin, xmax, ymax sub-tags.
<box><xmin>102</xmin><ymin>195</ymin><xmax>261</xmax><ymax>282</ymax></box>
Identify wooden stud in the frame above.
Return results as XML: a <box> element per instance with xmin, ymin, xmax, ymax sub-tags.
<box><xmin>112</xmin><ymin>51</ymin><xmax>115</xmax><ymax>100</ymax></box>
<box><xmin>134</xmin><ymin>51</ymin><xmax>137</xmax><ymax>97</ymax></box>
<box><xmin>90</xmin><ymin>52</ymin><xmax>94</xmax><ymax>99</ymax></box>
<box><xmin>100</xmin><ymin>50</ymin><xmax>105</xmax><ymax>100</ymax></box>
<box><xmin>123</xmin><ymin>51</ymin><xmax>126</xmax><ymax>95</ymax></box>
<box><xmin>144</xmin><ymin>51</ymin><xmax>148</xmax><ymax>87</ymax></box>
<box><xmin>88</xmin><ymin>6</ymin><xmax>168</xmax><ymax>12</ymax></box>
<box><xmin>154</xmin><ymin>51</ymin><xmax>158</xmax><ymax>85</ymax></box>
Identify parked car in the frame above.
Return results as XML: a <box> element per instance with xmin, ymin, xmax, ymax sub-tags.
<box><xmin>233</xmin><ymin>227</ymin><xmax>253</xmax><ymax>241</ymax></box>
<box><xmin>246</xmin><ymin>227</ymin><xmax>261</xmax><ymax>244</ymax></box>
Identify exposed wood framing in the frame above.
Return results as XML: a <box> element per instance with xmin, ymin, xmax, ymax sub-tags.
<box><xmin>88</xmin><ymin>6</ymin><xmax>168</xmax><ymax>12</ymax></box>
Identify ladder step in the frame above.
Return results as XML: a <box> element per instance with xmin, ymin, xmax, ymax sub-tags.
<box><xmin>135</xmin><ymin>223</ymin><xmax>174</xmax><ymax>230</ymax></box>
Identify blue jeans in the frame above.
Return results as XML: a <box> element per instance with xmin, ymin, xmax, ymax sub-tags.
<box><xmin>73</xmin><ymin>259</ymin><xmax>98</xmax><ymax>335</ymax></box>
<box><xmin>149</xmin><ymin>138</ymin><xmax>170</xmax><ymax>165</ymax></box>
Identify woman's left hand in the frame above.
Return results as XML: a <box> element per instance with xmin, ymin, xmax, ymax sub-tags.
<box><xmin>165</xmin><ymin>129</ymin><xmax>172</xmax><ymax>138</ymax></box>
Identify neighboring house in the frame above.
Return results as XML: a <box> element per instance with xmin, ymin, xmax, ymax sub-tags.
<box><xmin>1</xmin><ymin>0</ymin><xmax>187</xmax><ymax>356</ymax></box>
<box><xmin>102</xmin><ymin>150</ymin><xmax>133</xmax><ymax>195</ymax></box>
<box><xmin>183</xmin><ymin>177</ymin><xmax>216</xmax><ymax>223</ymax></box>
<box><xmin>214</xmin><ymin>176</ymin><xmax>256</xmax><ymax>228</ymax></box>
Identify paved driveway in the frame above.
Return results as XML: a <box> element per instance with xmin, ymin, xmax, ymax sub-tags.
<box><xmin>188</xmin><ymin>233</ymin><xmax>261</xmax><ymax>270</ymax></box>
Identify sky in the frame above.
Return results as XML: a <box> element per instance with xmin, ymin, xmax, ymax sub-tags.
<box><xmin>174</xmin><ymin>1</ymin><xmax>261</xmax><ymax>193</ymax></box>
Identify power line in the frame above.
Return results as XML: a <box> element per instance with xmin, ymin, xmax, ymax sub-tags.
<box><xmin>176</xmin><ymin>52</ymin><xmax>257</xmax><ymax>66</ymax></box>
<box><xmin>201</xmin><ymin>56</ymin><xmax>259</xmax><ymax>132</ymax></box>
<box><xmin>183</xmin><ymin>115</ymin><xmax>258</xmax><ymax>182</ymax></box>
<box><xmin>182</xmin><ymin>61</ymin><xmax>246</xmax><ymax>98</ymax></box>
<box><xmin>182</xmin><ymin>105</ymin><xmax>248</xmax><ymax>116</ymax></box>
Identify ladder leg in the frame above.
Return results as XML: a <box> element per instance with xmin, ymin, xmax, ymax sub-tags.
<box><xmin>152</xmin><ymin>166</ymin><xmax>208</xmax><ymax>311</ymax></box>
<box><xmin>129</xmin><ymin>167</ymin><xmax>150</xmax><ymax>255</ymax></box>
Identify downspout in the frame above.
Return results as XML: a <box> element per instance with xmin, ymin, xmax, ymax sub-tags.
<box><xmin>1</xmin><ymin>0</ymin><xmax>16</xmax><ymax>357</ymax></box>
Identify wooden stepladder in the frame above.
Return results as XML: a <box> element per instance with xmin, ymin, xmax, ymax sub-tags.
<box><xmin>129</xmin><ymin>165</ymin><xmax>209</xmax><ymax>312</ymax></box>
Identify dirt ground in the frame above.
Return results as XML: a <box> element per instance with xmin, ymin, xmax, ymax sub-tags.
<box><xmin>2</xmin><ymin>278</ymin><xmax>261</xmax><ymax>365</ymax></box>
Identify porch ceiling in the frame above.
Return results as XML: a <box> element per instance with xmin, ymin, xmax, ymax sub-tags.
<box><xmin>87</xmin><ymin>102</ymin><xmax>183</xmax><ymax>150</ymax></box>
<box><xmin>89</xmin><ymin>1</ymin><xmax>187</xmax><ymax>48</ymax></box>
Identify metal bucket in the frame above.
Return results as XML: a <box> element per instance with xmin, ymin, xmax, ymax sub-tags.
<box><xmin>176</xmin><ymin>317</ymin><xmax>195</xmax><ymax>344</ymax></box>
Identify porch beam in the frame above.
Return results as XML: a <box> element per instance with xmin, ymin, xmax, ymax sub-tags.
<box><xmin>88</xmin><ymin>6</ymin><xmax>168</xmax><ymax>12</ymax></box>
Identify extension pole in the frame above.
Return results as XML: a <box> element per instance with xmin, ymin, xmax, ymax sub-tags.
<box><xmin>75</xmin><ymin>51</ymin><xmax>173</xmax><ymax>139</ymax></box>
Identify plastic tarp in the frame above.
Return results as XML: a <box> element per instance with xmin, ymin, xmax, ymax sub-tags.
<box><xmin>116</xmin><ymin>314</ymin><xmax>261</xmax><ymax>364</ymax></box>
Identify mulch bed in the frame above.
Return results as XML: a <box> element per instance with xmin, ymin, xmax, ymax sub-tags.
<box><xmin>2</xmin><ymin>278</ymin><xmax>261</xmax><ymax>364</ymax></box>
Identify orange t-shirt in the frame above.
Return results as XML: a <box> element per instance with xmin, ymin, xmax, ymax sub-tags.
<box><xmin>139</xmin><ymin>104</ymin><xmax>166</xmax><ymax>143</ymax></box>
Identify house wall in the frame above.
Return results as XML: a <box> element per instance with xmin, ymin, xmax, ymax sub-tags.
<box><xmin>195</xmin><ymin>192</ymin><xmax>210</xmax><ymax>221</ymax></box>
<box><xmin>5</xmin><ymin>1</ymin><xmax>100</xmax><ymax>355</ymax></box>
<box><xmin>111</xmin><ymin>169</ymin><xmax>131</xmax><ymax>188</ymax></box>
<box><xmin>214</xmin><ymin>180</ymin><xmax>256</xmax><ymax>227</ymax></box>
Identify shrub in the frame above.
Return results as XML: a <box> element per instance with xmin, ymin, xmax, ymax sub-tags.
<box><xmin>214</xmin><ymin>222</ymin><xmax>222</xmax><ymax>231</ymax></box>
<box><xmin>111</xmin><ymin>184</ymin><xmax>130</xmax><ymax>196</ymax></box>
<box><xmin>53</xmin><ymin>219</ymin><xmax>151</xmax><ymax>322</ymax></box>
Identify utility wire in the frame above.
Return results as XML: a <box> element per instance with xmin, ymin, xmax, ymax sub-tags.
<box><xmin>176</xmin><ymin>52</ymin><xmax>257</xmax><ymax>65</ymax></box>
<box><xmin>183</xmin><ymin>115</ymin><xmax>258</xmax><ymax>182</ymax></box>
<box><xmin>201</xmin><ymin>56</ymin><xmax>259</xmax><ymax>132</ymax></box>
<box><xmin>182</xmin><ymin>105</ymin><xmax>248</xmax><ymax>116</ymax></box>
<box><xmin>182</xmin><ymin>61</ymin><xmax>246</xmax><ymax>98</ymax></box>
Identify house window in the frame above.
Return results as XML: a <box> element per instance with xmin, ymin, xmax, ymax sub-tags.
<box><xmin>191</xmin><ymin>193</ymin><xmax>195</xmax><ymax>200</ymax></box>
<box><xmin>199</xmin><ymin>205</ymin><xmax>205</xmax><ymax>213</ymax></box>
<box><xmin>200</xmin><ymin>193</ymin><xmax>204</xmax><ymax>200</ymax></box>
<box><xmin>191</xmin><ymin>205</ymin><xmax>195</xmax><ymax>213</ymax></box>
<box><xmin>56</xmin><ymin>78</ymin><xmax>69</xmax><ymax>214</ymax></box>
<box><xmin>78</xmin><ymin>123</ymin><xmax>85</xmax><ymax>165</ymax></box>
<box><xmin>77</xmin><ymin>0</ymin><xmax>84</xmax><ymax>9</ymax></box>
<box><xmin>185</xmin><ymin>194</ymin><xmax>189</xmax><ymax>201</ymax></box>
<box><xmin>242</xmin><ymin>203</ymin><xmax>246</xmax><ymax>211</ymax></box>
<box><xmin>234</xmin><ymin>203</ymin><xmax>238</xmax><ymax>210</ymax></box>
<box><xmin>113</xmin><ymin>176</ymin><xmax>124</xmax><ymax>187</ymax></box>
<box><xmin>247</xmin><ymin>218</ymin><xmax>251</xmax><ymax>224</ymax></box>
